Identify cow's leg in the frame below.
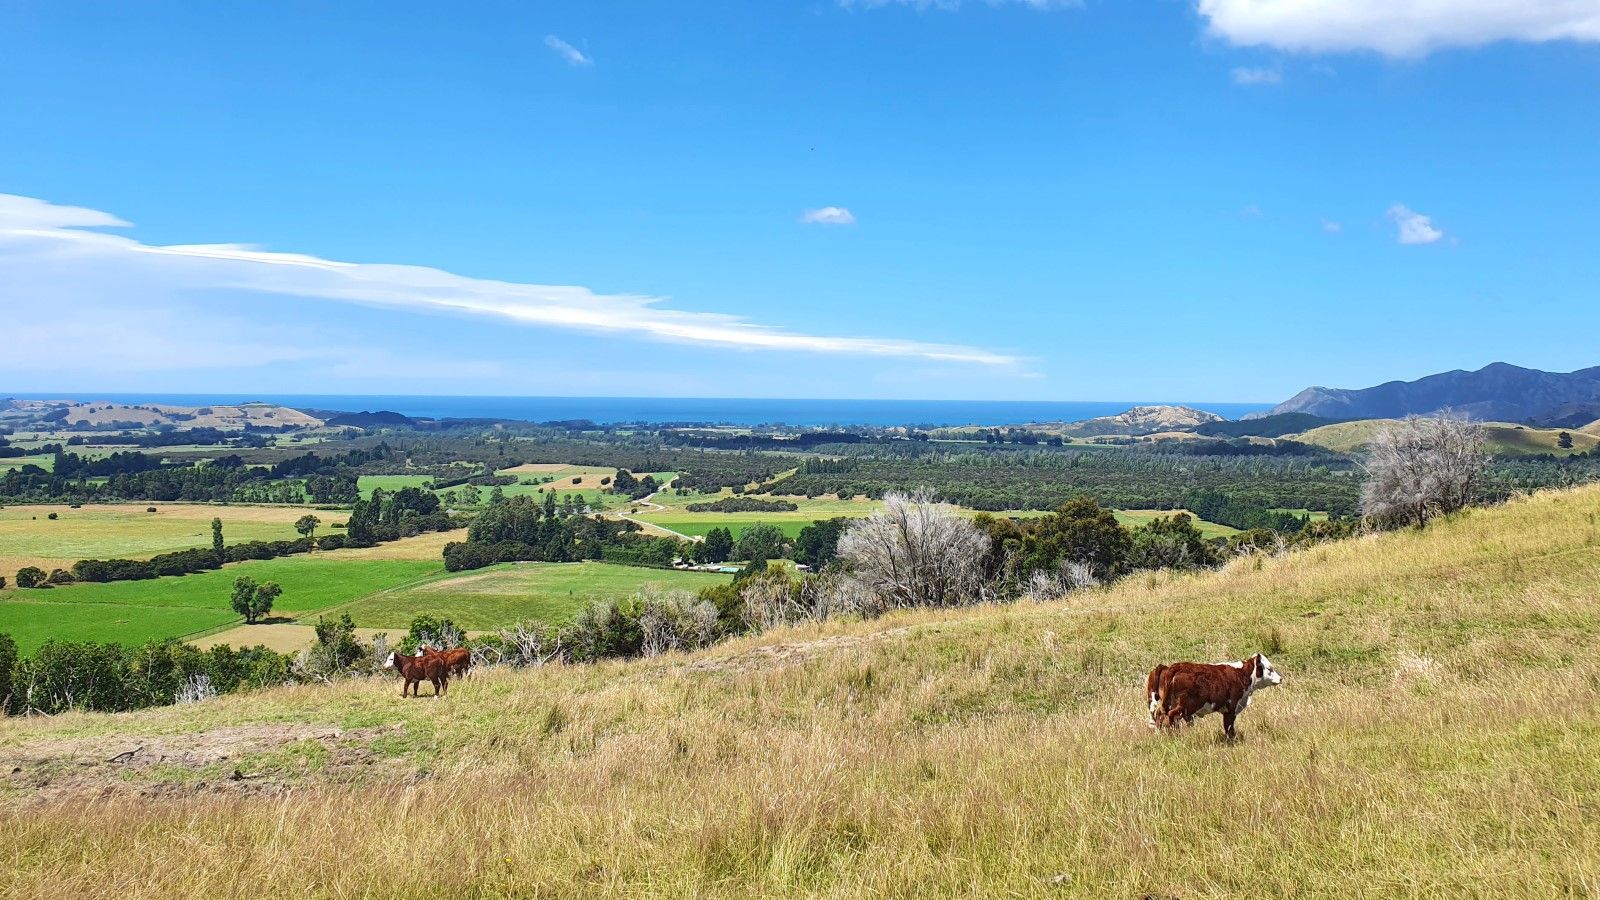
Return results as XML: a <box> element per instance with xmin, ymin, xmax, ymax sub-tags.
<box><xmin>1222</xmin><ymin>709</ymin><xmax>1238</xmax><ymax>740</ymax></box>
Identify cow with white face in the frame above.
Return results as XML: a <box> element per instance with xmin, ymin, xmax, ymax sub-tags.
<box><xmin>1146</xmin><ymin>653</ymin><xmax>1282</xmax><ymax>739</ymax></box>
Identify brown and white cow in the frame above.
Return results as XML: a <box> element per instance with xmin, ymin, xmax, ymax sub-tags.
<box><xmin>421</xmin><ymin>644</ymin><xmax>472</xmax><ymax>679</ymax></box>
<box><xmin>1146</xmin><ymin>653</ymin><xmax>1282</xmax><ymax>739</ymax></box>
<box><xmin>384</xmin><ymin>650</ymin><xmax>449</xmax><ymax>698</ymax></box>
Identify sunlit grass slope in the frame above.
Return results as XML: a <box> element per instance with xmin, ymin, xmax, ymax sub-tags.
<box><xmin>2</xmin><ymin>486</ymin><xmax>1600</xmax><ymax>898</ymax></box>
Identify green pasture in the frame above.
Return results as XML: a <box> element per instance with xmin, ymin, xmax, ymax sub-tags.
<box><xmin>1270</xmin><ymin>507</ymin><xmax>1331</xmax><ymax>522</ymax></box>
<box><xmin>0</xmin><ymin>557</ymin><xmax>441</xmax><ymax>653</ymax></box>
<box><xmin>0</xmin><ymin>504</ymin><xmax>312</xmax><ymax>579</ymax></box>
<box><xmin>327</xmin><ymin>560</ymin><xmax>731</xmax><ymax>630</ymax></box>
<box><xmin>0</xmin><ymin>601</ymin><xmax>239</xmax><ymax>655</ymax></box>
<box><xmin>0</xmin><ymin>454</ymin><xmax>54</xmax><ymax>473</ymax></box>
<box><xmin>1111</xmin><ymin>508</ymin><xmax>1240</xmax><ymax>538</ymax></box>
<box><xmin>643</xmin><ymin>518</ymin><xmax>813</xmax><ymax>540</ymax></box>
<box><xmin>356</xmin><ymin>474</ymin><xmax>436</xmax><ymax>498</ymax></box>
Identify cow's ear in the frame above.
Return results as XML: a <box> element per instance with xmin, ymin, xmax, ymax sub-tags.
<box><xmin>1253</xmin><ymin>655</ymin><xmax>1264</xmax><ymax>678</ymax></box>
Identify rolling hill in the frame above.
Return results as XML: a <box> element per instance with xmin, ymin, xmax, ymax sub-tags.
<box><xmin>1265</xmin><ymin>361</ymin><xmax>1600</xmax><ymax>422</ymax></box>
<box><xmin>1059</xmin><ymin>404</ymin><xmax>1224</xmax><ymax>437</ymax></box>
<box><xmin>1290</xmin><ymin>419</ymin><xmax>1599</xmax><ymax>455</ymax></box>
<box><xmin>3</xmin><ymin>485</ymin><xmax>1599</xmax><ymax>895</ymax></box>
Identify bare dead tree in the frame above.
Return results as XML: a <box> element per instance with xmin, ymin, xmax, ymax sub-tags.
<box><xmin>1361</xmin><ymin>412</ymin><xmax>1489</xmax><ymax>528</ymax></box>
<box><xmin>639</xmin><ymin>589</ymin><xmax>719</xmax><ymax>656</ymax></box>
<box><xmin>837</xmin><ymin>488</ymin><xmax>990</xmax><ymax>610</ymax></box>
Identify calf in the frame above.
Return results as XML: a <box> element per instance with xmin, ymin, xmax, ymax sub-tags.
<box><xmin>421</xmin><ymin>644</ymin><xmax>472</xmax><ymax>679</ymax></box>
<box><xmin>1146</xmin><ymin>653</ymin><xmax>1282</xmax><ymax>739</ymax></box>
<box><xmin>384</xmin><ymin>650</ymin><xmax>449</xmax><ymax>698</ymax></box>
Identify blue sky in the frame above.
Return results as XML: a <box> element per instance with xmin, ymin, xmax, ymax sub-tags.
<box><xmin>2</xmin><ymin>0</ymin><xmax>1598</xmax><ymax>402</ymax></box>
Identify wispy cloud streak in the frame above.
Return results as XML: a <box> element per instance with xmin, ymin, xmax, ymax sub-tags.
<box><xmin>544</xmin><ymin>35</ymin><xmax>592</xmax><ymax>66</ymax></box>
<box><xmin>0</xmin><ymin>194</ymin><xmax>1019</xmax><ymax>367</ymax></box>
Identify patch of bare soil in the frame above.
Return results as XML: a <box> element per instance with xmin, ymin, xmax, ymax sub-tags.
<box><xmin>0</xmin><ymin>722</ymin><xmax>407</xmax><ymax>805</ymax></box>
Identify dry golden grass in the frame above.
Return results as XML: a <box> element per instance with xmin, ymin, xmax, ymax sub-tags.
<box><xmin>3</xmin><ymin>486</ymin><xmax>1600</xmax><ymax>898</ymax></box>
<box><xmin>0</xmin><ymin>503</ymin><xmax>319</xmax><ymax>577</ymax></box>
<box><xmin>189</xmin><ymin>624</ymin><xmax>406</xmax><ymax>653</ymax></box>
<box><xmin>322</xmin><ymin>528</ymin><xmax>464</xmax><ymax>561</ymax></box>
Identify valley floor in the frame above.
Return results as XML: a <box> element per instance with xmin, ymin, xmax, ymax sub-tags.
<box><xmin>2</xmin><ymin>487</ymin><xmax>1600</xmax><ymax>897</ymax></box>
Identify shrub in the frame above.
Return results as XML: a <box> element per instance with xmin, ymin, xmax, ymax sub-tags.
<box><xmin>46</xmin><ymin>512</ymin><xmax>58</xmax><ymax>520</ymax></box>
<box><xmin>637</xmin><ymin>589</ymin><xmax>719</xmax><ymax>656</ymax></box>
<box><xmin>71</xmin><ymin>558</ymin><xmax>156</xmax><ymax>583</ymax></box>
<box><xmin>0</xmin><ymin>633</ymin><xmax>15</xmax><ymax>713</ymax></box>
<box><xmin>838</xmin><ymin>489</ymin><xmax>989</xmax><ymax>610</ymax></box>
<box><xmin>14</xmin><ymin>567</ymin><xmax>45</xmax><ymax>589</ymax></box>
<box><xmin>685</xmin><ymin>497</ymin><xmax>799</xmax><ymax>513</ymax></box>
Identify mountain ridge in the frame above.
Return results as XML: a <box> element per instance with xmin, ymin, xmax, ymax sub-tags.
<box><xmin>1265</xmin><ymin>362</ymin><xmax>1600</xmax><ymax>423</ymax></box>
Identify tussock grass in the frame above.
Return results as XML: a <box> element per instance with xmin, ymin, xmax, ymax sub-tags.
<box><xmin>3</xmin><ymin>487</ymin><xmax>1600</xmax><ymax>897</ymax></box>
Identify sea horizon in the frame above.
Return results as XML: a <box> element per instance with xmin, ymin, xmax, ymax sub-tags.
<box><xmin>3</xmin><ymin>392</ymin><xmax>1275</xmax><ymax>428</ymax></box>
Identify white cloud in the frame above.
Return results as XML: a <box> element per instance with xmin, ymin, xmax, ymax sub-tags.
<box><xmin>1322</xmin><ymin>220</ymin><xmax>1343</xmax><ymax>233</ymax></box>
<box><xmin>1387</xmin><ymin>204</ymin><xmax>1445</xmax><ymax>244</ymax></box>
<box><xmin>0</xmin><ymin>194</ymin><xmax>1018</xmax><ymax>368</ymax></box>
<box><xmin>800</xmin><ymin>206</ymin><xmax>858</xmax><ymax>226</ymax></box>
<box><xmin>1230</xmin><ymin>66</ymin><xmax>1282</xmax><ymax>85</ymax></box>
<box><xmin>544</xmin><ymin>35</ymin><xmax>592</xmax><ymax>66</ymax></box>
<box><xmin>1198</xmin><ymin>0</ymin><xmax>1600</xmax><ymax>57</ymax></box>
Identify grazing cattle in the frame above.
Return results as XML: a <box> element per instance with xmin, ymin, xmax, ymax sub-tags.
<box><xmin>420</xmin><ymin>644</ymin><xmax>472</xmax><ymax>678</ymax></box>
<box><xmin>384</xmin><ymin>650</ymin><xmax>449</xmax><ymax>698</ymax></box>
<box><xmin>1146</xmin><ymin>653</ymin><xmax>1282</xmax><ymax>739</ymax></box>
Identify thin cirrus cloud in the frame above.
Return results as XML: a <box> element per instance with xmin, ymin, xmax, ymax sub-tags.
<box><xmin>1387</xmin><ymin>203</ymin><xmax>1445</xmax><ymax>245</ymax></box>
<box><xmin>1197</xmin><ymin>0</ymin><xmax>1600</xmax><ymax>57</ymax></box>
<box><xmin>0</xmin><ymin>194</ymin><xmax>1017</xmax><ymax>368</ymax></box>
<box><xmin>800</xmin><ymin>206</ymin><xmax>857</xmax><ymax>226</ymax></box>
<box><xmin>1230</xmin><ymin>66</ymin><xmax>1282</xmax><ymax>86</ymax></box>
<box><xmin>544</xmin><ymin>34</ymin><xmax>592</xmax><ymax>66</ymax></box>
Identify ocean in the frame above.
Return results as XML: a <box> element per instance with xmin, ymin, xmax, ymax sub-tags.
<box><xmin>5</xmin><ymin>393</ymin><xmax>1274</xmax><ymax>428</ymax></box>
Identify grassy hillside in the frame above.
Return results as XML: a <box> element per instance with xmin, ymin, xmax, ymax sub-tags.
<box><xmin>1292</xmin><ymin>418</ymin><xmax>1600</xmax><ymax>455</ymax></box>
<box><xmin>3</xmin><ymin>486</ymin><xmax>1599</xmax><ymax>897</ymax></box>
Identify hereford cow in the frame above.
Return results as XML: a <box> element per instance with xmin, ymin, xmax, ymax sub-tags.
<box><xmin>384</xmin><ymin>650</ymin><xmax>449</xmax><ymax>698</ymax></box>
<box><xmin>421</xmin><ymin>644</ymin><xmax>472</xmax><ymax>679</ymax></box>
<box><xmin>1146</xmin><ymin>653</ymin><xmax>1282</xmax><ymax>739</ymax></box>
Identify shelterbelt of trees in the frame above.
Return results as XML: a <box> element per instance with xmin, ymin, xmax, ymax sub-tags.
<box><xmin>0</xmin><ymin>445</ymin><xmax>396</xmax><ymax>504</ymax></box>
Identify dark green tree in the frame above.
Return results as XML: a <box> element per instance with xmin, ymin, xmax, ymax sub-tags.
<box><xmin>295</xmin><ymin>514</ymin><xmax>321</xmax><ymax>540</ymax></box>
<box><xmin>231</xmin><ymin>577</ymin><xmax>282</xmax><ymax>624</ymax></box>
<box><xmin>15</xmin><ymin>567</ymin><xmax>46</xmax><ymax>589</ymax></box>
<box><xmin>735</xmin><ymin>522</ymin><xmax>787</xmax><ymax>562</ymax></box>
<box><xmin>1558</xmin><ymin>431</ymin><xmax>1574</xmax><ymax>450</ymax></box>
<box><xmin>1127</xmin><ymin>513</ymin><xmax>1217</xmax><ymax>571</ymax></box>
<box><xmin>0</xmin><ymin>632</ymin><xmax>16</xmax><ymax>714</ymax></box>
<box><xmin>793</xmin><ymin>517</ymin><xmax>848</xmax><ymax>568</ymax></box>
<box><xmin>1020</xmin><ymin>497</ymin><xmax>1133</xmax><ymax>580</ymax></box>
<box><xmin>701</xmin><ymin>526</ymin><xmax>734</xmax><ymax>564</ymax></box>
<box><xmin>211</xmin><ymin>517</ymin><xmax>224</xmax><ymax>561</ymax></box>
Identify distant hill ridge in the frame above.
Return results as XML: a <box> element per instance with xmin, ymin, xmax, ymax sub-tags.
<box><xmin>1264</xmin><ymin>362</ymin><xmax>1600</xmax><ymax>424</ymax></box>
<box><xmin>1060</xmin><ymin>405</ymin><xmax>1224</xmax><ymax>437</ymax></box>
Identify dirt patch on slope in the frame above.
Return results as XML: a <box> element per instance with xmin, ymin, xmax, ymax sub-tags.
<box><xmin>0</xmin><ymin>722</ymin><xmax>407</xmax><ymax>805</ymax></box>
